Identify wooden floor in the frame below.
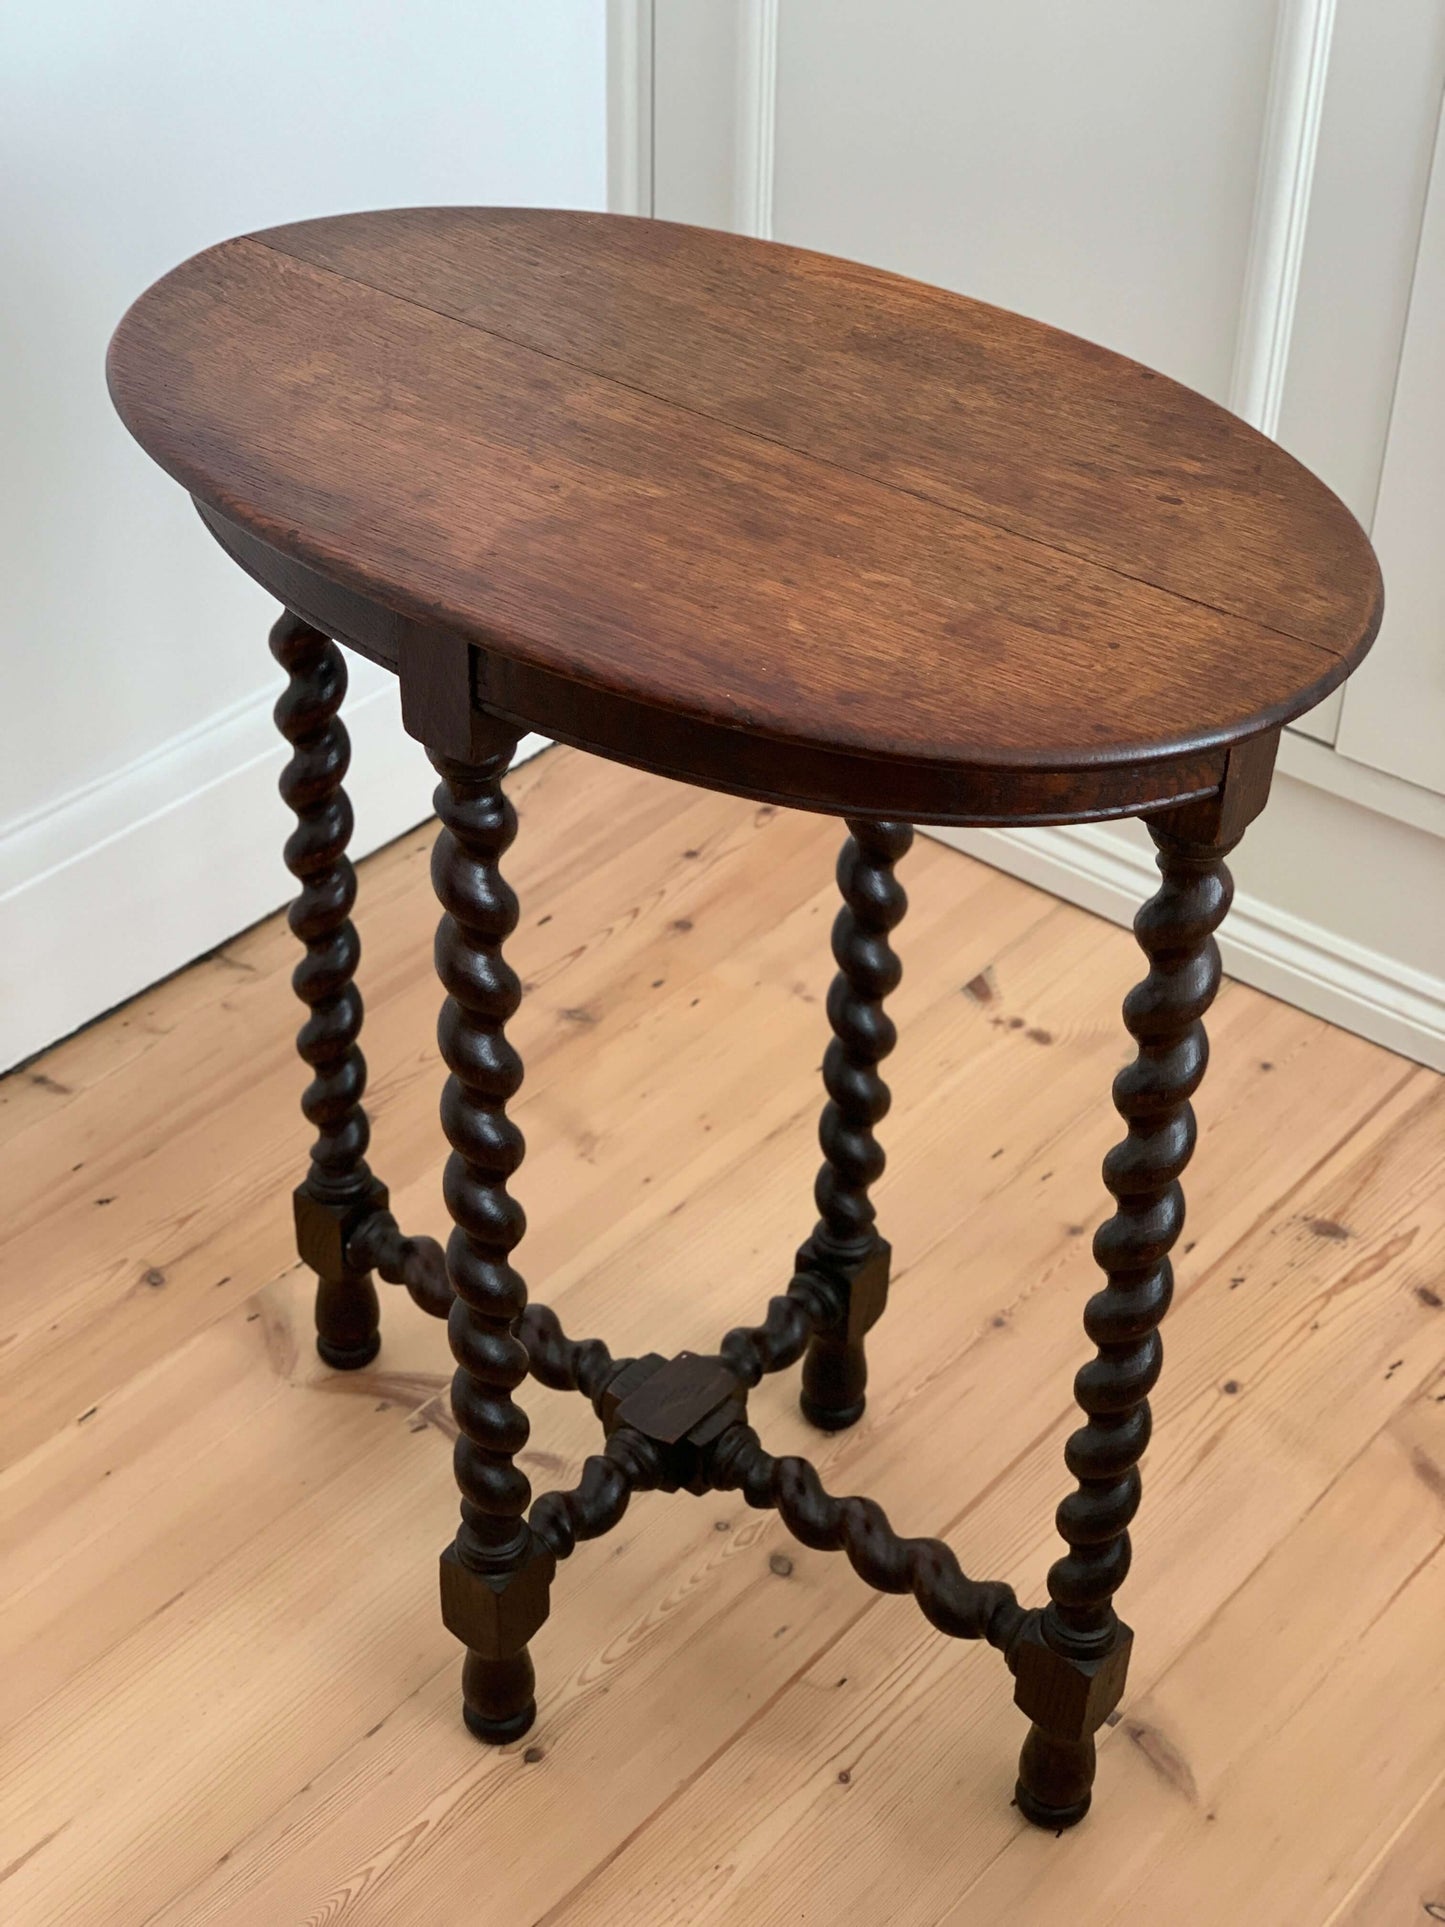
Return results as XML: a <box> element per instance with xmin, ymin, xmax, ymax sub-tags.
<box><xmin>3</xmin><ymin>746</ymin><xmax>1442</xmax><ymax>1927</ymax></box>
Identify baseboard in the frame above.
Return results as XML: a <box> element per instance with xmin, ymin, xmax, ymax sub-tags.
<box><xmin>0</xmin><ymin>679</ymin><xmax>547</xmax><ymax>1072</ymax></box>
<box><xmin>925</xmin><ymin>820</ymin><xmax>1445</xmax><ymax>1072</ymax></box>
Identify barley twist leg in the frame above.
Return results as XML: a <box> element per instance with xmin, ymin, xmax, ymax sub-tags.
<box><xmin>431</xmin><ymin>743</ymin><xmax>554</xmax><ymax>1744</ymax></box>
<box><xmin>1015</xmin><ymin>822</ymin><xmax>1237</xmax><ymax>1828</ymax></box>
<box><xmin>271</xmin><ymin>611</ymin><xmax>382</xmax><ymax>1369</ymax></box>
<box><xmin>799</xmin><ymin>818</ymin><xmax>913</xmax><ymax>1429</ymax></box>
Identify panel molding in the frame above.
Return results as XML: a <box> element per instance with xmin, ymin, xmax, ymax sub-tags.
<box><xmin>0</xmin><ymin>679</ymin><xmax>545</xmax><ymax>1071</ymax></box>
<box><xmin>1232</xmin><ymin>0</ymin><xmax>1341</xmax><ymax>745</ymax></box>
<box><xmin>926</xmin><ymin>817</ymin><xmax>1444</xmax><ymax>1072</ymax></box>
<box><xmin>734</xmin><ymin>0</ymin><xmax>779</xmax><ymax>237</ymax></box>
<box><xmin>1333</xmin><ymin>94</ymin><xmax>1445</xmax><ymax>793</ymax></box>
<box><xmin>1230</xmin><ymin>0</ymin><xmax>1337</xmax><ymax>436</ymax></box>
<box><xmin>1277</xmin><ymin>724</ymin><xmax>1445</xmax><ymax>837</ymax></box>
<box><xmin>606</xmin><ymin>0</ymin><xmax>654</xmax><ymax>216</ymax></box>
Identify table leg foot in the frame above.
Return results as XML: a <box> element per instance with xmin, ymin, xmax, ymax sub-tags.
<box><xmin>462</xmin><ymin>1650</ymin><xmax>537</xmax><ymax>1744</ymax></box>
<box><xmin>309</xmin><ymin>1262</ymin><xmax>380</xmax><ymax>1370</ymax></box>
<box><xmin>1015</xmin><ymin>1729</ymin><xmax>1094</xmax><ymax>1830</ymax></box>
<box><xmin>314</xmin><ymin>1330</ymin><xmax>376</xmax><ymax>1371</ymax></box>
<box><xmin>798</xmin><ymin>1363</ymin><xmax>865</xmax><ymax>1432</ymax></box>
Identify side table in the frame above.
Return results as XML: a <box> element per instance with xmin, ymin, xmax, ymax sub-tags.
<box><xmin>107</xmin><ymin>208</ymin><xmax>1381</xmax><ymax>1828</ymax></box>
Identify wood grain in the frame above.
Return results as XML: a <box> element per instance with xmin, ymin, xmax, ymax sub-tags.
<box><xmin>106</xmin><ymin>209</ymin><xmax>1381</xmax><ymax>820</ymax></box>
<box><xmin>258</xmin><ymin>208</ymin><xmax>1377</xmax><ymax>657</ymax></box>
<box><xmin>3</xmin><ymin>748</ymin><xmax>1440</xmax><ymax>1926</ymax></box>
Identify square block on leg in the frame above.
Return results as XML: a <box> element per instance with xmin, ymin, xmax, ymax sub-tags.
<box><xmin>1011</xmin><ymin>1615</ymin><xmax>1134</xmax><ymax>1742</ymax></box>
<box><xmin>439</xmin><ymin>1538</ymin><xmax>556</xmax><ymax>1660</ymax></box>
<box><xmin>796</xmin><ymin>1233</ymin><xmax>891</xmax><ymax>1344</ymax></box>
<box><xmin>599</xmin><ymin>1354</ymin><xmax>669</xmax><ymax>1432</ymax></box>
<box><xmin>293</xmin><ymin>1177</ymin><xmax>388</xmax><ymax>1278</ymax></box>
<box><xmin>604</xmin><ymin>1351</ymin><xmax>748</xmax><ymax>1493</ymax></box>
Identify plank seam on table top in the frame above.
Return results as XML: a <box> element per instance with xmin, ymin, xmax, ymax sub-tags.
<box><xmin>111</xmin><ymin>244</ymin><xmax>1369</xmax><ymax>776</ymax></box>
<box><xmin>244</xmin><ymin>233</ymin><xmax>1359</xmax><ymax>670</ymax></box>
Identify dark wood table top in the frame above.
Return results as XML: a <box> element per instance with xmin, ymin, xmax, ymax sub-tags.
<box><xmin>107</xmin><ymin>208</ymin><xmax>1382</xmax><ymax>824</ymax></box>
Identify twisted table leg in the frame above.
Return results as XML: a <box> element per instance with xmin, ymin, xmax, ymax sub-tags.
<box><xmin>430</xmin><ymin>742</ymin><xmax>554</xmax><ymax>1744</ymax></box>
<box><xmin>799</xmin><ymin>818</ymin><xmax>913</xmax><ymax>1429</ymax></box>
<box><xmin>1013</xmin><ymin>821</ymin><xmax>1238</xmax><ymax>1828</ymax></box>
<box><xmin>271</xmin><ymin>611</ymin><xmax>383</xmax><ymax>1369</ymax></box>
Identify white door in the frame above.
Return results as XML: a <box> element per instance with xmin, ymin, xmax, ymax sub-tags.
<box><xmin>616</xmin><ymin>0</ymin><xmax>1445</xmax><ymax>1066</ymax></box>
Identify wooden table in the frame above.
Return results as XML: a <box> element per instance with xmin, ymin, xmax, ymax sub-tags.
<box><xmin>107</xmin><ymin>208</ymin><xmax>1382</xmax><ymax>1831</ymax></box>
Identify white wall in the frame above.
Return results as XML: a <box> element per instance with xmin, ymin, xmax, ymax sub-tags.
<box><xmin>0</xmin><ymin>1</ymin><xmax>606</xmax><ymax>1068</ymax></box>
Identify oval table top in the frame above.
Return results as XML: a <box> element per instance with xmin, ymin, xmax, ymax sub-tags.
<box><xmin>107</xmin><ymin>207</ymin><xmax>1382</xmax><ymax>825</ymax></box>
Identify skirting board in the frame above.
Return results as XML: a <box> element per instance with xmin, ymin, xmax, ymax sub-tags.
<box><xmin>0</xmin><ymin>680</ymin><xmax>547</xmax><ymax>1073</ymax></box>
<box><xmin>925</xmin><ymin>820</ymin><xmax>1444</xmax><ymax>1072</ymax></box>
